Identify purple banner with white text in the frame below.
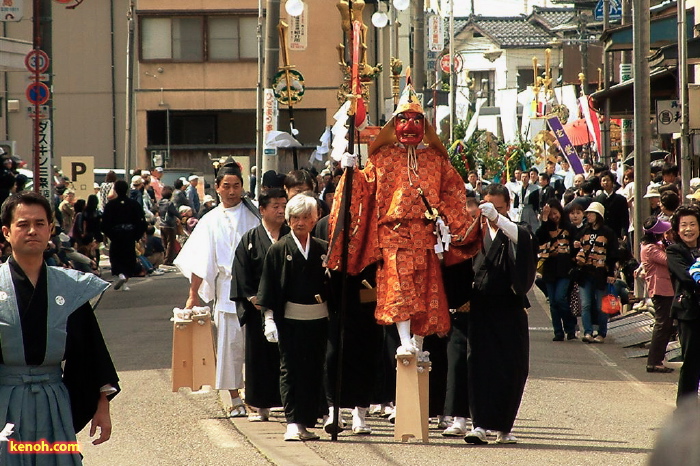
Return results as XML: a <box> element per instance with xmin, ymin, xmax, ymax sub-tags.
<box><xmin>546</xmin><ymin>116</ymin><xmax>584</xmax><ymax>175</ymax></box>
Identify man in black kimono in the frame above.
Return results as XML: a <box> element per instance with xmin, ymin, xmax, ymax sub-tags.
<box><xmin>465</xmin><ymin>184</ymin><xmax>537</xmax><ymax>445</ymax></box>
<box><xmin>314</xmin><ymin>215</ymin><xmax>381</xmax><ymax>435</ymax></box>
<box><xmin>257</xmin><ymin>193</ymin><xmax>329</xmax><ymax>441</ymax></box>
<box><xmin>0</xmin><ymin>192</ymin><xmax>119</xmax><ymax>465</ymax></box>
<box><xmin>231</xmin><ymin>188</ymin><xmax>289</xmax><ymax>421</ymax></box>
<box><xmin>102</xmin><ymin>180</ymin><xmax>147</xmax><ymax>290</ymax></box>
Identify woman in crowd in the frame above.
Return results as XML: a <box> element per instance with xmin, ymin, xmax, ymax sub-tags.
<box><xmin>99</xmin><ymin>170</ymin><xmax>118</xmax><ymax>211</ymax></box>
<box><xmin>81</xmin><ymin>194</ymin><xmax>103</xmax><ymax>266</ymax></box>
<box><xmin>639</xmin><ymin>216</ymin><xmax>675</xmax><ymax>373</ymax></box>
<box><xmin>575</xmin><ymin>202</ymin><xmax>618</xmax><ymax>343</ymax></box>
<box><xmin>536</xmin><ymin>199</ymin><xmax>577</xmax><ymax>341</ymax></box>
<box><xmin>70</xmin><ymin>198</ymin><xmax>86</xmax><ymax>245</ymax></box>
<box><xmin>666</xmin><ymin>205</ymin><xmax>700</xmax><ymax>404</ymax></box>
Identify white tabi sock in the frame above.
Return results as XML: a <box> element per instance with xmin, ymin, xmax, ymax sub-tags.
<box><xmin>452</xmin><ymin>417</ymin><xmax>467</xmax><ymax>430</ymax></box>
<box><xmin>286</xmin><ymin>423</ymin><xmax>301</xmax><ymax>435</ymax></box>
<box><xmin>396</xmin><ymin>320</ymin><xmax>412</xmax><ymax>348</ymax></box>
<box><xmin>412</xmin><ymin>335</ymin><xmax>424</xmax><ymax>352</ymax></box>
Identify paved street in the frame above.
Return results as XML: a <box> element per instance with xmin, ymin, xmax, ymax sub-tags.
<box><xmin>77</xmin><ymin>269</ymin><xmax>678</xmax><ymax>465</ymax></box>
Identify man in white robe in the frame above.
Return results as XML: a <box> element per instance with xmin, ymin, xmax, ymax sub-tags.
<box><xmin>175</xmin><ymin>165</ymin><xmax>260</xmax><ymax>416</ymax></box>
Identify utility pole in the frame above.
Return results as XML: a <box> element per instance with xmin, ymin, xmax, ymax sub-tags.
<box><xmin>124</xmin><ymin>0</ymin><xmax>134</xmax><ymax>177</ymax></box>
<box><xmin>679</xmin><ymin>0</ymin><xmax>691</xmax><ymax>193</ymax></box>
<box><xmin>632</xmin><ymin>0</ymin><xmax>650</xmax><ymax>264</ymax></box>
<box><xmin>412</xmin><ymin>0</ymin><xmax>426</xmax><ymax>92</ymax></box>
<box><xmin>263</xmin><ymin>0</ymin><xmax>281</xmax><ymax>173</ymax></box>
<box><xmin>449</xmin><ymin>0</ymin><xmax>455</xmax><ymax>143</ymax></box>
<box><xmin>256</xmin><ymin>0</ymin><xmax>265</xmax><ymax>198</ymax></box>
<box><xmin>620</xmin><ymin>0</ymin><xmax>633</xmax><ymax>159</ymax></box>
<box><xmin>601</xmin><ymin>0</ymin><xmax>611</xmax><ymax>164</ymax></box>
<box><xmin>31</xmin><ymin>0</ymin><xmax>53</xmax><ymax>201</ymax></box>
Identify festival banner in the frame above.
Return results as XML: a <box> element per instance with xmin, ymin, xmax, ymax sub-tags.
<box><xmin>579</xmin><ymin>95</ymin><xmax>601</xmax><ymax>153</ymax></box>
<box><xmin>547</xmin><ymin>116</ymin><xmax>584</xmax><ymax>175</ymax></box>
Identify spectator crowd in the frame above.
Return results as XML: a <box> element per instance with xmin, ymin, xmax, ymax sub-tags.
<box><xmin>3</xmin><ymin>151</ymin><xmax>699</xmax><ymax>445</ymax></box>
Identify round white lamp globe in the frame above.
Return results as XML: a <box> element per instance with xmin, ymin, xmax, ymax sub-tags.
<box><xmin>371</xmin><ymin>12</ymin><xmax>389</xmax><ymax>28</ymax></box>
<box><xmin>393</xmin><ymin>0</ymin><xmax>410</xmax><ymax>11</ymax></box>
<box><xmin>285</xmin><ymin>0</ymin><xmax>305</xmax><ymax>17</ymax></box>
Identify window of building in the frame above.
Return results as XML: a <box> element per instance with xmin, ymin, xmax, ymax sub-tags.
<box><xmin>140</xmin><ymin>14</ymin><xmax>258</xmax><ymax>62</ymax></box>
<box><xmin>470</xmin><ymin>70</ymin><xmax>495</xmax><ymax>106</ymax></box>
<box><xmin>147</xmin><ymin>110</ymin><xmax>256</xmax><ymax>146</ymax></box>
<box><xmin>517</xmin><ymin>68</ymin><xmax>536</xmax><ymax>92</ymax></box>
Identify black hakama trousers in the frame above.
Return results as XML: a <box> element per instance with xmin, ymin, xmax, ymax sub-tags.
<box><xmin>444</xmin><ymin>312</ymin><xmax>470</xmax><ymax>418</ymax></box>
<box><xmin>278</xmin><ymin>317</ymin><xmax>327</xmax><ymax>427</ymax></box>
<box><xmin>243</xmin><ymin>309</ymin><xmax>282</xmax><ymax>409</ymax></box>
<box><xmin>467</xmin><ymin>296</ymin><xmax>529</xmax><ymax>432</ymax></box>
<box><xmin>325</xmin><ymin>300</ymin><xmax>381</xmax><ymax>408</ymax></box>
<box><xmin>423</xmin><ymin>334</ymin><xmax>448</xmax><ymax>418</ymax></box>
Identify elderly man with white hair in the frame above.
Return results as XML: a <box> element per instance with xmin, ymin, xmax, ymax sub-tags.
<box><xmin>257</xmin><ymin>193</ymin><xmax>329</xmax><ymax>441</ymax></box>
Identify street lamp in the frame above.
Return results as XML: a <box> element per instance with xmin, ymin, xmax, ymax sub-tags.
<box><xmin>393</xmin><ymin>0</ymin><xmax>410</xmax><ymax>11</ymax></box>
<box><xmin>372</xmin><ymin>1</ymin><xmax>389</xmax><ymax>28</ymax></box>
<box><xmin>285</xmin><ymin>0</ymin><xmax>305</xmax><ymax>17</ymax></box>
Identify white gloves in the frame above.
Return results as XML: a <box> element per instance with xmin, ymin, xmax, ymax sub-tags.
<box><xmin>263</xmin><ymin>310</ymin><xmax>278</xmax><ymax>343</ymax></box>
<box><xmin>479</xmin><ymin>202</ymin><xmax>499</xmax><ymax>221</ymax></box>
<box><xmin>341</xmin><ymin>152</ymin><xmax>357</xmax><ymax>169</ymax></box>
<box><xmin>479</xmin><ymin>202</ymin><xmax>520</xmax><ymax>244</ymax></box>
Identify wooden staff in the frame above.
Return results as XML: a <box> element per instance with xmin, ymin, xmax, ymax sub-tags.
<box><xmin>277</xmin><ymin>21</ymin><xmax>299</xmax><ymax>169</ymax></box>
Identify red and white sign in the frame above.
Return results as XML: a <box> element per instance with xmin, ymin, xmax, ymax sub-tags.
<box><xmin>263</xmin><ymin>89</ymin><xmax>278</xmax><ymax>156</ymax></box>
<box><xmin>25</xmin><ymin>49</ymin><xmax>49</xmax><ymax>74</ymax></box>
<box><xmin>439</xmin><ymin>54</ymin><xmax>463</xmax><ymax>74</ymax></box>
<box><xmin>428</xmin><ymin>15</ymin><xmax>443</xmax><ymax>52</ymax></box>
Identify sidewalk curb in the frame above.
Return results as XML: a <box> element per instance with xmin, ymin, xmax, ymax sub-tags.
<box><xmin>220</xmin><ymin>392</ymin><xmax>330</xmax><ymax>466</ymax></box>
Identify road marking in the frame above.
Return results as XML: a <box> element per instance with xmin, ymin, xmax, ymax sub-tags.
<box><xmin>199</xmin><ymin>419</ymin><xmax>242</xmax><ymax>449</ymax></box>
<box><xmin>586</xmin><ymin>344</ymin><xmax>675</xmax><ymax>407</ymax></box>
<box><xmin>531</xmin><ymin>289</ymin><xmax>675</xmax><ymax>407</ymax></box>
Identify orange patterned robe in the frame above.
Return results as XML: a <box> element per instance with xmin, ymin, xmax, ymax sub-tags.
<box><xmin>328</xmin><ymin>144</ymin><xmax>481</xmax><ymax>336</ymax></box>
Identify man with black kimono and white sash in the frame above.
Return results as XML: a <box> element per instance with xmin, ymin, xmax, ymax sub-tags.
<box><xmin>257</xmin><ymin>193</ymin><xmax>329</xmax><ymax>441</ymax></box>
<box><xmin>231</xmin><ymin>188</ymin><xmax>289</xmax><ymax>421</ymax></box>
<box><xmin>465</xmin><ymin>183</ymin><xmax>537</xmax><ymax>445</ymax></box>
<box><xmin>0</xmin><ymin>192</ymin><xmax>119</xmax><ymax>465</ymax></box>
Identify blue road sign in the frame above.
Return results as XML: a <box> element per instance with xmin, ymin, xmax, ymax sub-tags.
<box><xmin>26</xmin><ymin>82</ymin><xmax>50</xmax><ymax>105</ymax></box>
<box><xmin>594</xmin><ymin>0</ymin><xmax>622</xmax><ymax>21</ymax></box>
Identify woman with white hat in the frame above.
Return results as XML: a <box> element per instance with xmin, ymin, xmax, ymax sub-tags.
<box><xmin>575</xmin><ymin>202</ymin><xmax>619</xmax><ymax>343</ymax></box>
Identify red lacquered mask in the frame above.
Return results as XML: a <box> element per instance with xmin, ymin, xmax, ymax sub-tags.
<box><xmin>395</xmin><ymin>112</ymin><xmax>425</xmax><ymax>146</ymax></box>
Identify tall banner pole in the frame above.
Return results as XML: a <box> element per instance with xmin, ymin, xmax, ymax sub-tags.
<box><xmin>332</xmin><ymin>1</ymin><xmax>362</xmax><ymax>442</ymax></box>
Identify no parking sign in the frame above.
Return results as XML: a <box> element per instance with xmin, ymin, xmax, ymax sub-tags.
<box><xmin>26</xmin><ymin>82</ymin><xmax>50</xmax><ymax>106</ymax></box>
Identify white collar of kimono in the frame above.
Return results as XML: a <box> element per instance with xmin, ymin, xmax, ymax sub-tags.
<box><xmin>290</xmin><ymin>230</ymin><xmax>310</xmax><ymax>260</ymax></box>
<box><xmin>221</xmin><ymin>202</ymin><xmax>243</xmax><ymax>212</ymax></box>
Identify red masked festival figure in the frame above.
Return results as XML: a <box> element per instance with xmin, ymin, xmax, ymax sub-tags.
<box><xmin>328</xmin><ymin>81</ymin><xmax>482</xmax><ymax>356</ymax></box>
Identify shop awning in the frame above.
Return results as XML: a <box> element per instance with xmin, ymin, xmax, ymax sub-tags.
<box><xmin>599</xmin><ymin>11</ymin><xmax>694</xmax><ymax>52</ymax></box>
<box><xmin>648</xmin><ymin>36</ymin><xmax>700</xmax><ymax>67</ymax></box>
<box><xmin>590</xmin><ymin>67</ymin><xmax>677</xmax><ymax>118</ymax></box>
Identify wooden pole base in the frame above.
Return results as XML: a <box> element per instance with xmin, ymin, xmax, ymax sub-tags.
<box><xmin>171</xmin><ymin>314</ymin><xmax>216</xmax><ymax>392</ymax></box>
<box><xmin>394</xmin><ymin>353</ymin><xmax>430</xmax><ymax>443</ymax></box>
